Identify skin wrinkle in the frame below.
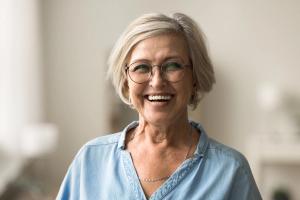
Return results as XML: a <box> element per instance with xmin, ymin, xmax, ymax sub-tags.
<box><xmin>132</xmin><ymin>118</ymin><xmax>190</xmax><ymax>144</ymax></box>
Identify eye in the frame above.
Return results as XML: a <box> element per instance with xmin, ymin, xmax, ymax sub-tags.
<box><xmin>163</xmin><ymin>62</ymin><xmax>184</xmax><ymax>72</ymax></box>
<box><xmin>130</xmin><ymin>63</ymin><xmax>151</xmax><ymax>73</ymax></box>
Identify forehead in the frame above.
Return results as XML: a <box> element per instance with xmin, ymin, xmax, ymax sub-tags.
<box><xmin>128</xmin><ymin>33</ymin><xmax>189</xmax><ymax>63</ymax></box>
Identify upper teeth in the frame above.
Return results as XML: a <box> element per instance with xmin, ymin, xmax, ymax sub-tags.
<box><xmin>148</xmin><ymin>95</ymin><xmax>172</xmax><ymax>101</ymax></box>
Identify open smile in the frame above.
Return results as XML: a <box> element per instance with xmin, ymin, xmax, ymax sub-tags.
<box><xmin>144</xmin><ymin>94</ymin><xmax>174</xmax><ymax>102</ymax></box>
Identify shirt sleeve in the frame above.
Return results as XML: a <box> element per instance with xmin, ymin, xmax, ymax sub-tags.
<box><xmin>228</xmin><ymin>157</ymin><xmax>262</xmax><ymax>200</ymax></box>
<box><xmin>56</xmin><ymin>149</ymin><xmax>84</xmax><ymax>200</ymax></box>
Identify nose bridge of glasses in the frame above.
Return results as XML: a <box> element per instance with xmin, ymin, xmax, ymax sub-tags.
<box><xmin>150</xmin><ymin>64</ymin><xmax>165</xmax><ymax>78</ymax></box>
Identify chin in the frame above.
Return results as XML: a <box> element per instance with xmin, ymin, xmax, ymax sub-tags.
<box><xmin>140</xmin><ymin>105</ymin><xmax>188</xmax><ymax>125</ymax></box>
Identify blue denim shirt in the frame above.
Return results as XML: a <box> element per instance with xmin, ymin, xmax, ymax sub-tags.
<box><xmin>56</xmin><ymin>121</ymin><xmax>262</xmax><ymax>200</ymax></box>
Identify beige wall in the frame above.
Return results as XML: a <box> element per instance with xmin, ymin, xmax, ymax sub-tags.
<box><xmin>41</xmin><ymin>0</ymin><xmax>300</xmax><ymax>197</ymax></box>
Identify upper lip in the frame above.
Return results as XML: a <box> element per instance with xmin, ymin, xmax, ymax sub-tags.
<box><xmin>144</xmin><ymin>93</ymin><xmax>174</xmax><ymax>96</ymax></box>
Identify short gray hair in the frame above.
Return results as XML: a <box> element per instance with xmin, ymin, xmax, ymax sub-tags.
<box><xmin>107</xmin><ymin>13</ymin><xmax>215</xmax><ymax>109</ymax></box>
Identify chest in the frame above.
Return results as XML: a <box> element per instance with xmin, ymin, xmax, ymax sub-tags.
<box><xmin>80</xmin><ymin>155</ymin><xmax>233</xmax><ymax>200</ymax></box>
<box><xmin>77</xmin><ymin>151</ymin><xmax>241</xmax><ymax>200</ymax></box>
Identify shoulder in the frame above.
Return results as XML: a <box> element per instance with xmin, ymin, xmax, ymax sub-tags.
<box><xmin>207</xmin><ymin>138</ymin><xmax>245</xmax><ymax>160</ymax></box>
<box><xmin>71</xmin><ymin>121</ymin><xmax>140</xmax><ymax>165</ymax></box>
<box><xmin>56</xmin><ymin>132</ymin><xmax>124</xmax><ymax>199</ymax></box>
<box><xmin>85</xmin><ymin>132</ymin><xmax>121</xmax><ymax>147</ymax></box>
<box><xmin>206</xmin><ymin>138</ymin><xmax>252</xmax><ymax>176</ymax></box>
<box><xmin>204</xmin><ymin>138</ymin><xmax>262</xmax><ymax>199</ymax></box>
<box><xmin>191</xmin><ymin>121</ymin><xmax>249</xmax><ymax>169</ymax></box>
<box><xmin>74</xmin><ymin>132</ymin><xmax>122</xmax><ymax>163</ymax></box>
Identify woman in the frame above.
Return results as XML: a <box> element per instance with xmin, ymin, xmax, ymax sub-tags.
<box><xmin>57</xmin><ymin>13</ymin><xmax>262</xmax><ymax>200</ymax></box>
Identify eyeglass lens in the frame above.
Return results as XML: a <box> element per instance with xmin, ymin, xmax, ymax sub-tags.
<box><xmin>127</xmin><ymin>60</ymin><xmax>186</xmax><ymax>84</ymax></box>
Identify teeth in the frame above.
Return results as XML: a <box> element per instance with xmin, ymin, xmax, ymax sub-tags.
<box><xmin>148</xmin><ymin>95</ymin><xmax>172</xmax><ymax>101</ymax></box>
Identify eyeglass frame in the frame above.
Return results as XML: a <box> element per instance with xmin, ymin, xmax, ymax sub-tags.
<box><xmin>125</xmin><ymin>60</ymin><xmax>191</xmax><ymax>84</ymax></box>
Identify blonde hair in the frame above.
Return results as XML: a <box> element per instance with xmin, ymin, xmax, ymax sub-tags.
<box><xmin>107</xmin><ymin>13</ymin><xmax>215</xmax><ymax>109</ymax></box>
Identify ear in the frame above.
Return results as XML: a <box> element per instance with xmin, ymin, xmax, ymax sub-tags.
<box><xmin>189</xmin><ymin>82</ymin><xmax>197</xmax><ymax>104</ymax></box>
<box><xmin>192</xmin><ymin>82</ymin><xmax>197</xmax><ymax>91</ymax></box>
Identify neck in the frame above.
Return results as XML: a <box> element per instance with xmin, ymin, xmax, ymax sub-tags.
<box><xmin>135</xmin><ymin>115</ymin><xmax>191</xmax><ymax>146</ymax></box>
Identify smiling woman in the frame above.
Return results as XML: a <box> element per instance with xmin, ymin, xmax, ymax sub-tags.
<box><xmin>126</xmin><ymin>33</ymin><xmax>193</xmax><ymax>127</ymax></box>
<box><xmin>56</xmin><ymin>13</ymin><xmax>262</xmax><ymax>200</ymax></box>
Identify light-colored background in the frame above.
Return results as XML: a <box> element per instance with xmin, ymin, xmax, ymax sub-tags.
<box><xmin>1</xmin><ymin>0</ymin><xmax>300</xmax><ymax>199</ymax></box>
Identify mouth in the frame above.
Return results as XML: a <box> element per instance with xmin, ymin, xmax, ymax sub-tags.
<box><xmin>145</xmin><ymin>94</ymin><xmax>174</xmax><ymax>102</ymax></box>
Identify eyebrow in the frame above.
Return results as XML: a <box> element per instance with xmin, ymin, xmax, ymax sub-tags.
<box><xmin>129</xmin><ymin>56</ymin><xmax>185</xmax><ymax>65</ymax></box>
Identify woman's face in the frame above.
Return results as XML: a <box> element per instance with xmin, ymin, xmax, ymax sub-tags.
<box><xmin>126</xmin><ymin>33</ymin><xmax>193</xmax><ymax>126</ymax></box>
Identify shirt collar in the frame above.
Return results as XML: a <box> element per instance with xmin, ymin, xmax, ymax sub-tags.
<box><xmin>118</xmin><ymin>121</ymin><xmax>138</xmax><ymax>150</ymax></box>
<box><xmin>190</xmin><ymin>121</ymin><xmax>209</xmax><ymax>158</ymax></box>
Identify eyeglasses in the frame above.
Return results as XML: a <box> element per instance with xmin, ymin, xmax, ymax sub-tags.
<box><xmin>125</xmin><ymin>59</ymin><xmax>190</xmax><ymax>84</ymax></box>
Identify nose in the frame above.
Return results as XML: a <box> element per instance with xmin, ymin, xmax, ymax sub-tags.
<box><xmin>149</xmin><ymin>66</ymin><xmax>166</xmax><ymax>88</ymax></box>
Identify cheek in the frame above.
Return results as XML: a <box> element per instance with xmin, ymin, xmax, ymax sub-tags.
<box><xmin>128</xmin><ymin>82</ymin><xmax>144</xmax><ymax>102</ymax></box>
<box><xmin>178</xmin><ymin>82</ymin><xmax>193</xmax><ymax>103</ymax></box>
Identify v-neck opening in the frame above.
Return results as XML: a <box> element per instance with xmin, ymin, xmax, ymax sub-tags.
<box><xmin>122</xmin><ymin>151</ymin><xmax>199</xmax><ymax>200</ymax></box>
<box><xmin>120</xmin><ymin>121</ymin><xmax>208</xmax><ymax>200</ymax></box>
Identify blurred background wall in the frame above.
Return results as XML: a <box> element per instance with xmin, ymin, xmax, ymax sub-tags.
<box><xmin>1</xmin><ymin>0</ymin><xmax>300</xmax><ymax>199</ymax></box>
